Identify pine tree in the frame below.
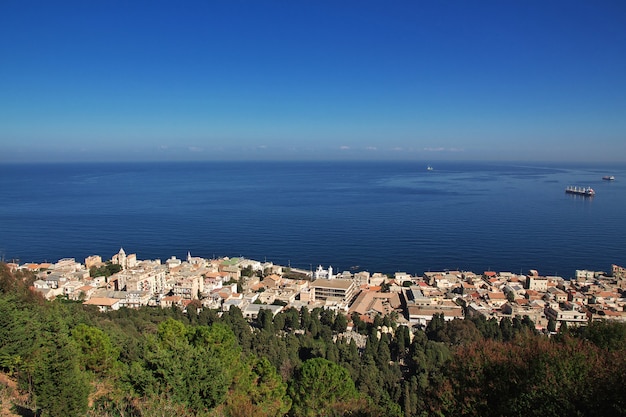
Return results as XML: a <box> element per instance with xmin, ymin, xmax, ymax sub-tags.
<box><xmin>33</xmin><ymin>331</ymin><xmax>90</xmax><ymax>417</ymax></box>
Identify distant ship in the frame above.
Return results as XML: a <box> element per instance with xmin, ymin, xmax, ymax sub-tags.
<box><xmin>565</xmin><ymin>186</ymin><xmax>595</xmax><ymax>196</ymax></box>
<box><xmin>427</xmin><ymin>165</ymin><xmax>433</xmax><ymax>171</ymax></box>
<box><xmin>602</xmin><ymin>175</ymin><xmax>615</xmax><ymax>181</ymax></box>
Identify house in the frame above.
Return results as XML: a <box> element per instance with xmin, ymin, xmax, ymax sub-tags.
<box><xmin>222</xmin><ymin>298</ymin><xmax>246</xmax><ymax>311</ymax></box>
<box><xmin>527</xmin><ymin>275</ymin><xmax>548</xmax><ymax>291</ymax></box>
<box><xmin>84</xmin><ymin>255</ymin><xmax>103</xmax><ymax>269</ymax></box>
<box><xmin>407</xmin><ymin>301</ymin><xmax>464</xmax><ymax>327</ymax></box>
<box><xmin>83</xmin><ymin>297</ymin><xmax>121</xmax><ymax>312</ymax></box>
<box><xmin>70</xmin><ymin>285</ymin><xmax>96</xmax><ymax>301</ymax></box>
<box><xmin>263</xmin><ymin>274</ymin><xmax>282</xmax><ymax>289</ymax></box>
<box><xmin>242</xmin><ymin>304</ymin><xmax>283</xmax><ymax>319</ymax></box>
<box><xmin>545</xmin><ymin>305</ymin><xmax>587</xmax><ymax>327</ymax></box>
<box><xmin>122</xmin><ymin>291</ymin><xmax>151</xmax><ymax>308</ymax></box>
<box><xmin>547</xmin><ymin>287</ymin><xmax>568</xmax><ymax>303</ymax></box>
<box><xmin>485</xmin><ymin>291</ymin><xmax>508</xmax><ymax>308</ymax></box>
<box><xmin>349</xmin><ymin>291</ymin><xmax>402</xmax><ymax>319</ymax></box>
<box><xmin>172</xmin><ymin>276</ymin><xmax>203</xmax><ymax>300</ymax></box>
<box><xmin>160</xmin><ymin>295</ymin><xmax>183</xmax><ymax>309</ymax></box>
<box><xmin>310</xmin><ymin>279</ymin><xmax>357</xmax><ymax>303</ymax></box>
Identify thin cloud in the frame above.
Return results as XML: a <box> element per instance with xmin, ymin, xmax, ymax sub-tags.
<box><xmin>366</xmin><ymin>146</ymin><xmax>378</xmax><ymax>151</ymax></box>
<box><xmin>188</xmin><ymin>146</ymin><xmax>204</xmax><ymax>152</ymax></box>
<box><xmin>340</xmin><ymin>145</ymin><xmax>350</xmax><ymax>150</ymax></box>
<box><xmin>424</xmin><ymin>147</ymin><xmax>465</xmax><ymax>152</ymax></box>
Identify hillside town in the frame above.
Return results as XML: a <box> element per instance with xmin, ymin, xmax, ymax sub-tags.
<box><xmin>8</xmin><ymin>248</ymin><xmax>626</xmax><ymax>331</ymax></box>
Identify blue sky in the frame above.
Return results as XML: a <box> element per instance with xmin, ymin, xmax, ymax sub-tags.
<box><xmin>1</xmin><ymin>1</ymin><xmax>625</xmax><ymax>162</ymax></box>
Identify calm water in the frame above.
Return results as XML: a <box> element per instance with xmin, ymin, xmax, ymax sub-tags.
<box><xmin>1</xmin><ymin>161</ymin><xmax>625</xmax><ymax>278</ymax></box>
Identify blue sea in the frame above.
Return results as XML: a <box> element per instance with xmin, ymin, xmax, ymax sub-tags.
<box><xmin>1</xmin><ymin>161</ymin><xmax>625</xmax><ymax>278</ymax></box>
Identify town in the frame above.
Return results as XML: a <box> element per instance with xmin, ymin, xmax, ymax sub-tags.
<box><xmin>9</xmin><ymin>248</ymin><xmax>626</xmax><ymax>332</ymax></box>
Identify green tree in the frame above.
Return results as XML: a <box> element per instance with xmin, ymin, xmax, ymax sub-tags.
<box><xmin>241</xmin><ymin>265</ymin><xmax>255</xmax><ymax>277</ymax></box>
<box><xmin>548</xmin><ymin>317</ymin><xmax>556</xmax><ymax>333</ymax></box>
<box><xmin>351</xmin><ymin>311</ymin><xmax>367</xmax><ymax>334</ymax></box>
<box><xmin>131</xmin><ymin>320</ymin><xmax>238</xmax><ymax>413</ymax></box>
<box><xmin>33</xmin><ymin>331</ymin><xmax>90</xmax><ymax>417</ymax></box>
<box><xmin>257</xmin><ymin>308</ymin><xmax>274</xmax><ymax>332</ymax></box>
<box><xmin>506</xmin><ymin>290</ymin><xmax>515</xmax><ymax>303</ymax></box>
<box><xmin>90</xmin><ymin>262</ymin><xmax>122</xmax><ymax>278</ymax></box>
<box><xmin>282</xmin><ymin>307</ymin><xmax>301</xmax><ymax>331</ymax></box>
<box><xmin>499</xmin><ymin>317</ymin><xmax>514</xmax><ymax>341</ymax></box>
<box><xmin>320</xmin><ymin>308</ymin><xmax>335</xmax><ymax>327</ymax></box>
<box><xmin>71</xmin><ymin>323</ymin><xmax>120</xmax><ymax>374</ymax></box>
<box><xmin>288</xmin><ymin>358</ymin><xmax>359</xmax><ymax>417</ymax></box>
<box><xmin>425</xmin><ymin>313</ymin><xmax>446</xmax><ymax>341</ymax></box>
<box><xmin>300</xmin><ymin>307</ymin><xmax>312</xmax><ymax>331</ymax></box>
<box><xmin>333</xmin><ymin>313</ymin><xmax>348</xmax><ymax>333</ymax></box>
<box><xmin>579</xmin><ymin>320</ymin><xmax>626</xmax><ymax>351</ymax></box>
<box><xmin>226</xmin><ymin>356</ymin><xmax>292</xmax><ymax>417</ymax></box>
<box><xmin>442</xmin><ymin>318</ymin><xmax>483</xmax><ymax>346</ymax></box>
<box><xmin>0</xmin><ymin>296</ymin><xmax>42</xmax><ymax>374</ymax></box>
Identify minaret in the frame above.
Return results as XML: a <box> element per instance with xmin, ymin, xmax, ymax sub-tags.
<box><xmin>187</xmin><ymin>251</ymin><xmax>192</xmax><ymax>263</ymax></box>
<box><xmin>328</xmin><ymin>265</ymin><xmax>333</xmax><ymax>280</ymax></box>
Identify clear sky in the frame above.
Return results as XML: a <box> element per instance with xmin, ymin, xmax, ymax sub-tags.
<box><xmin>1</xmin><ymin>0</ymin><xmax>625</xmax><ymax>163</ymax></box>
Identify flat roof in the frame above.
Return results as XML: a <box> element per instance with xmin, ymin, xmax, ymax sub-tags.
<box><xmin>311</xmin><ymin>279</ymin><xmax>354</xmax><ymax>290</ymax></box>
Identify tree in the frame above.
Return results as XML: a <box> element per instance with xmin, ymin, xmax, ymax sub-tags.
<box><xmin>130</xmin><ymin>320</ymin><xmax>239</xmax><ymax>413</ymax></box>
<box><xmin>33</xmin><ymin>331</ymin><xmax>90</xmax><ymax>417</ymax></box>
<box><xmin>506</xmin><ymin>290</ymin><xmax>515</xmax><ymax>303</ymax></box>
<box><xmin>393</xmin><ymin>325</ymin><xmax>410</xmax><ymax>361</ymax></box>
<box><xmin>241</xmin><ymin>265</ymin><xmax>255</xmax><ymax>277</ymax></box>
<box><xmin>435</xmin><ymin>335</ymin><xmax>619</xmax><ymax>417</ymax></box>
<box><xmin>545</xmin><ymin>319</ymin><xmax>555</xmax><ymax>335</ymax></box>
<box><xmin>320</xmin><ymin>308</ymin><xmax>335</xmax><ymax>327</ymax></box>
<box><xmin>333</xmin><ymin>313</ymin><xmax>348</xmax><ymax>333</ymax></box>
<box><xmin>282</xmin><ymin>307</ymin><xmax>301</xmax><ymax>331</ymax></box>
<box><xmin>442</xmin><ymin>318</ymin><xmax>482</xmax><ymax>346</ymax></box>
<box><xmin>351</xmin><ymin>312</ymin><xmax>367</xmax><ymax>334</ymax></box>
<box><xmin>226</xmin><ymin>356</ymin><xmax>291</xmax><ymax>417</ymax></box>
<box><xmin>89</xmin><ymin>262</ymin><xmax>122</xmax><ymax>278</ymax></box>
<box><xmin>521</xmin><ymin>315</ymin><xmax>536</xmax><ymax>334</ymax></box>
<box><xmin>579</xmin><ymin>320</ymin><xmax>626</xmax><ymax>351</ymax></box>
<box><xmin>300</xmin><ymin>306</ymin><xmax>312</xmax><ymax>330</ymax></box>
<box><xmin>288</xmin><ymin>358</ymin><xmax>359</xmax><ymax>417</ymax></box>
<box><xmin>425</xmin><ymin>313</ymin><xmax>446</xmax><ymax>341</ymax></box>
<box><xmin>499</xmin><ymin>317</ymin><xmax>514</xmax><ymax>341</ymax></box>
<box><xmin>71</xmin><ymin>323</ymin><xmax>119</xmax><ymax>375</ymax></box>
<box><xmin>0</xmin><ymin>296</ymin><xmax>42</xmax><ymax>374</ymax></box>
<box><xmin>257</xmin><ymin>308</ymin><xmax>275</xmax><ymax>331</ymax></box>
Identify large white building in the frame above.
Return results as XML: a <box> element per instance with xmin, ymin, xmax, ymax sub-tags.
<box><xmin>310</xmin><ymin>279</ymin><xmax>357</xmax><ymax>303</ymax></box>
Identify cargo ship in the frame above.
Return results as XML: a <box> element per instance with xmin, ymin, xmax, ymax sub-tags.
<box><xmin>565</xmin><ymin>186</ymin><xmax>595</xmax><ymax>196</ymax></box>
<box><xmin>602</xmin><ymin>175</ymin><xmax>615</xmax><ymax>181</ymax></box>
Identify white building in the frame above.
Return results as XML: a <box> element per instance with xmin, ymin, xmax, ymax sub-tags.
<box><xmin>314</xmin><ymin>265</ymin><xmax>334</xmax><ymax>280</ymax></box>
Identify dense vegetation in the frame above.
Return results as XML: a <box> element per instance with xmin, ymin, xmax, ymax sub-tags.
<box><xmin>1</xmin><ymin>262</ymin><xmax>625</xmax><ymax>417</ymax></box>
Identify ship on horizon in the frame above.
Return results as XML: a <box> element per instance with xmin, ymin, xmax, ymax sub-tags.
<box><xmin>602</xmin><ymin>175</ymin><xmax>615</xmax><ymax>181</ymax></box>
<box><xmin>565</xmin><ymin>186</ymin><xmax>595</xmax><ymax>196</ymax></box>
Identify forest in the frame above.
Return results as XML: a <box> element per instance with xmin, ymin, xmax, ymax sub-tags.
<box><xmin>1</xmin><ymin>262</ymin><xmax>625</xmax><ymax>417</ymax></box>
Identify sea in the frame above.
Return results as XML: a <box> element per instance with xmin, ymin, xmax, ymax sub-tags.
<box><xmin>1</xmin><ymin>160</ymin><xmax>625</xmax><ymax>278</ymax></box>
